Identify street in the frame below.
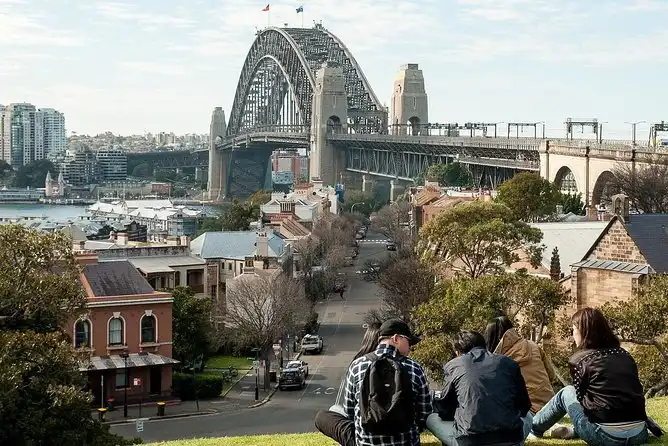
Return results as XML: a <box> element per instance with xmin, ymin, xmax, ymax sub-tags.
<box><xmin>111</xmin><ymin>233</ymin><xmax>390</xmax><ymax>442</ymax></box>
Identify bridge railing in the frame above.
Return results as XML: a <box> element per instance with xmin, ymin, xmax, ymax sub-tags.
<box><xmin>233</xmin><ymin>125</ymin><xmax>309</xmax><ymax>135</ymax></box>
<box><xmin>328</xmin><ymin>134</ymin><xmax>543</xmax><ymax>150</ymax></box>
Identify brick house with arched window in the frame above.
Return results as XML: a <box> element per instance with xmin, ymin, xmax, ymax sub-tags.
<box><xmin>66</xmin><ymin>252</ymin><xmax>178</xmax><ymax>406</ymax></box>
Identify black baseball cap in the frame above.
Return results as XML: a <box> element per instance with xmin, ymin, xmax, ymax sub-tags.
<box><xmin>378</xmin><ymin>319</ymin><xmax>421</xmax><ymax>346</ymax></box>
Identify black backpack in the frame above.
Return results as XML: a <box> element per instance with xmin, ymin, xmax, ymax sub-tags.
<box><xmin>359</xmin><ymin>352</ymin><xmax>415</xmax><ymax>434</ymax></box>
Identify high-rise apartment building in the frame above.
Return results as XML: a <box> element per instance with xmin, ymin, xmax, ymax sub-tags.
<box><xmin>36</xmin><ymin>108</ymin><xmax>66</xmax><ymax>159</ymax></box>
<box><xmin>0</xmin><ymin>103</ymin><xmax>66</xmax><ymax>167</ymax></box>
<box><xmin>96</xmin><ymin>148</ymin><xmax>127</xmax><ymax>182</ymax></box>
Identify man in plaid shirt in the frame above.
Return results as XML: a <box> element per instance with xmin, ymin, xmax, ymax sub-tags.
<box><xmin>343</xmin><ymin>319</ymin><xmax>432</xmax><ymax>445</ymax></box>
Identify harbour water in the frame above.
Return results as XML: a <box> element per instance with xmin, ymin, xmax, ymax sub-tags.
<box><xmin>0</xmin><ymin>203</ymin><xmax>88</xmax><ymax>220</ymax></box>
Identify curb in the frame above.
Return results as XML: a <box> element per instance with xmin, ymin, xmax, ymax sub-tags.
<box><xmin>247</xmin><ymin>350</ymin><xmax>303</xmax><ymax>408</ymax></box>
<box><xmin>103</xmin><ymin>409</ymin><xmax>218</xmax><ymax>425</ymax></box>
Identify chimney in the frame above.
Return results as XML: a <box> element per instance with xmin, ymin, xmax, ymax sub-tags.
<box><xmin>242</xmin><ymin>256</ymin><xmax>255</xmax><ymax>274</ymax></box>
<box><xmin>75</xmin><ymin>251</ymin><xmax>99</xmax><ymax>266</ymax></box>
<box><xmin>180</xmin><ymin>235</ymin><xmax>190</xmax><ymax>246</ymax></box>
<box><xmin>116</xmin><ymin>232</ymin><xmax>128</xmax><ymax>246</ymax></box>
<box><xmin>256</xmin><ymin>231</ymin><xmax>269</xmax><ymax>258</ymax></box>
<box><xmin>73</xmin><ymin>240</ymin><xmax>86</xmax><ymax>252</ymax></box>
<box><xmin>611</xmin><ymin>193</ymin><xmax>630</xmax><ymax>222</ymax></box>
<box><xmin>556</xmin><ymin>204</ymin><xmax>564</xmax><ymax>215</ymax></box>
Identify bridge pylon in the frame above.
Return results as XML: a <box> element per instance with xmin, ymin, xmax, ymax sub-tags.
<box><xmin>390</xmin><ymin>64</ymin><xmax>428</xmax><ymax>136</ymax></box>
<box><xmin>208</xmin><ymin>107</ymin><xmax>228</xmax><ymax>201</ymax></box>
<box><xmin>309</xmin><ymin>61</ymin><xmax>348</xmax><ymax>186</ymax></box>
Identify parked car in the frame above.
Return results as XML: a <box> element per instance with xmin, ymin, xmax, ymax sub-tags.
<box><xmin>386</xmin><ymin>241</ymin><xmax>397</xmax><ymax>251</ymax></box>
<box><xmin>284</xmin><ymin>360</ymin><xmax>309</xmax><ymax>377</ymax></box>
<box><xmin>301</xmin><ymin>334</ymin><xmax>324</xmax><ymax>354</ymax></box>
<box><xmin>278</xmin><ymin>368</ymin><xmax>306</xmax><ymax>390</ymax></box>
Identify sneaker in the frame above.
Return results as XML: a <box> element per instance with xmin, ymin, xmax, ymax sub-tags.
<box><xmin>550</xmin><ymin>425</ymin><xmax>575</xmax><ymax>439</ymax></box>
<box><xmin>526</xmin><ymin>433</ymin><xmax>540</xmax><ymax>441</ymax></box>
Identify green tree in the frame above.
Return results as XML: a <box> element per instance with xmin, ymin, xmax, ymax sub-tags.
<box><xmin>341</xmin><ymin>189</ymin><xmax>374</xmax><ymax>216</ymax></box>
<box><xmin>171</xmin><ymin>286</ymin><xmax>216</xmax><ymax>365</ymax></box>
<box><xmin>496</xmin><ymin>172</ymin><xmax>560</xmax><ymax>222</ymax></box>
<box><xmin>247</xmin><ymin>189</ymin><xmax>272</xmax><ymax>206</ymax></box>
<box><xmin>550</xmin><ymin>247</ymin><xmax>561</xmax><ymax>281</ymax></box>
<box><xmin>411</xmin><ymin>273</ymin><xmax>568</xmax><ymax>380</ymax></box>
<box><xmin>13</xmin><ymin>159</ymin><xmax>56</xmax><ymax>189</ymax></box>
<box><xmin>558</xmin><ymin>192</ymin><xmax>586</xmax><ymax>215</ymax></box>
<box><xmin>424</xmin><ymin>162</ymin><xmax>472</xmax><ymax>187</ymax></box>
<box><xmin>419</xmin><ymin>201</ymin><xmax>544</xmax><ymax>278</ymax></box>
<box><xmin>0</xmin><ymin>159</ymin><xmax>12</xmax><ymax>180</ymax></box>
<box><xmin>220</xmin><ymin>199</ymin><xmax>260</xmax><ymax>231</ymax></box>
<box><xmin>0</xmin><ymin>225</ymin><xmax>138</xmax><ymax>445</ymax></box>
<box><xmin>603</xmin><ymin>275</ymin><xmax>668</xmax><ymax>397</ymax></box>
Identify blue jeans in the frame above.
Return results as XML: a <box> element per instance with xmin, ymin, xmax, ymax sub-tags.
<box><xmin>427</xmin><ymin>412</ymin><xmax>533</xmax><ymax>446</ymax></box>
<box><xmin>531</xmin><ymin>385</ymin><xmax>649</xmax><ymax>445</ymax></box>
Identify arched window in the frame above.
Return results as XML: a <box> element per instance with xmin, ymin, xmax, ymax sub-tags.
<box><xmin>140</xmin><ymin>315</ymin><xmax>156</xmax><ymax>343</ymax></box>
<box><xmin>108</xmin><ymin>317</ymin><xmax>124</xmax><ymax>345</ymax></box>
<box><xmin>74</xmin><ymin>319</ymin><xmax>91</xmax><ymax>348</ymax></box>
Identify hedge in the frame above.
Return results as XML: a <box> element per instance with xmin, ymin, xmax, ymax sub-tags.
<box><xmin>172</xmin><ymin>372</ymin><xmax>224</xmax><ymax>400</ymax></box>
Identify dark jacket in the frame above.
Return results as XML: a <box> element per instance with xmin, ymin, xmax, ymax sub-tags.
<box><xmin>438</xmin><ymin>347</ymin><xmax>531</xmax><ymax>446</ymax></box>
<box><xmin>569</xmin><ymin>347</ymin><xmax>647</xmax><ymax>424</ymax></box>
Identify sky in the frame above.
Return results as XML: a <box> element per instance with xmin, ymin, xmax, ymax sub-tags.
<box><xmin>1</xmin><ymin>0</ymin><xmax>667</xmax><ymax>141</ymax></box>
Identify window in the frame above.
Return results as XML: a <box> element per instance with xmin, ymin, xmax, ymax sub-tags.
<box><xmin>140</xmin><ymin>315</ymin><xmax>156</xmax><ymax>343</ymax></box>
<box><xmin>115</xmin><ymin>369</ymin><xmax>128</xmax><ymax>388</ymax></box>
<box><xmin>74</xmin><ymin>319</ymin><xmax>91</xmax><ymax>348</ymax></box>
<box><xmin>108</xmin><ymin>317</ymin><xmax>124</xmax><ymax>345</ymax></box>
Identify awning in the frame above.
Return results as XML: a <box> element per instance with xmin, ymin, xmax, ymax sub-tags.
<box><xmin>79</xmin><ymin>352</ymin><xmax>180</xmax><ymax>372</ymax></box>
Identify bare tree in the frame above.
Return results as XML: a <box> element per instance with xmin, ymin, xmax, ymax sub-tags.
<box><xmin>612</xmin><ymin>161</ymin><xmax>668</xmax><ymax>213</ymax></box>
<box><xmin>377</xmin><ymin>253</ymin><xmax>435</xmax><ymax>321</ymax></box>
<box><xmin>372</xmin><ymin>202</ymin><xmax>413</xmax><ymax>247</ymax></box>
<box><xmin>222</xmin><ymin>273</ymin><xmax>309</xmax><ymax>389</ymax></box>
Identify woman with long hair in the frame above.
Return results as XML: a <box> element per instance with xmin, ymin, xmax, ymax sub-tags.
<box><xmin>483</xmin><ymin>315</ymin><xmax>556</xmax><ymax>414</ymax></box>
<box><xmin>530</xmin><ymin>307</ymin><xmax>649</xmax><ymax>444</ymax></box>
<box><xmin>314</xmin><ymin>322</ymin><xmax>382</xmax><ymax>446</ymax></box>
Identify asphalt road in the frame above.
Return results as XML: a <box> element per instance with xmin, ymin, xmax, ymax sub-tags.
<box><xmin>112</xmin><ymin>234</ymin><xmax>390</xmax><ymax>442</ymax></box>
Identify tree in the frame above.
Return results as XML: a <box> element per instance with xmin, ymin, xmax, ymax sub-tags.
<box><xmin>220</xmin><ymin>199</ymin><xmax>260</xmax><ymax>231</ymax></box>
<box><xmin>419</xmin><ymin>201</ymin><xmax>544</xmax><ymax>278</ymax></box>
<box><xmin>372</xmin><ymin>201</ymin><xmax>413</xmax><ymax>248</ymax></box>
<box><xmin>424</xmin><ymin>163</ymin><xmax>472</xmax><ymax>187</ymax></box>
<box><xmin>558</xmin><ymin>192</ymin><xmax>586</xmax><ymax>215</ymax></box>
<box><xmin>13</xmin><ymin>159</ymin><xmax>56</xmax><ymax>189</ymax></box>
<box><xmin>171</xmin><ymin>286</ymin><xmax>216</xmax><ymax>365</ymax></box>
<box><xmin>602</xmin><ymin>275</ymin><xmax>668</xmax><ymax>397</ymax></box>
<box><xmin>411</xmin><ymin>273</ymin><xmax>569</xmax><ymax>380</ymax></box>
<box><xmin>341</xmin><ymin>189</ymin><xmax>375</xmax><ymax>216</ymax></box>
<box><xmin>376</xmin><ymin>252</ymin><xmax>435</xmax><ymax>321</ymax></box>
<box><xmin>0</xmin><ymin>225</ymin><xmax>138</xmax><ymax>445</ymax></box>
<box><xmin>0</xmin><ymin>159</ymin><xmax>12</xmax><ymax>181</ymax></box>
<box><xmin>550</xmin><ymin>247</ymin><xmax>561</xmax><ymax>281</ymax></box>
<box><xmin>612</xmin><ymin>162</ymin><xmax>668</xmax><ymax>213</ymax></box>
<box><xmin>496</xmin><ymin>172</ymin><xmax>560</xmax><ymax>222</ymax></box>
<box><xmin>247</xmin><ymin>189</ymin><xmax>272</xmax><ymax>206</ymax></box>
<box><xmin>222</xmin><ymin>273</ymin><xmax>309</xmax><ymax>388</ymax></box>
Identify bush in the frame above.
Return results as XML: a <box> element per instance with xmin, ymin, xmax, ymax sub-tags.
<box><xmin>172</xmin><ymin>372</ymin><xmax>224</xmax><ymax>400</ymax></box>
<box><xmin>629</xmin><ymin>344</ymin><xmax>668</xmax><ymax>397</ymax></box>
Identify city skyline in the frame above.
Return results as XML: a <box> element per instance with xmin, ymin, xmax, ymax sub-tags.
<box><xmin>2</xmin><ymin>0</ymin><xmax>667</xmax><ymax>140</ymax></box>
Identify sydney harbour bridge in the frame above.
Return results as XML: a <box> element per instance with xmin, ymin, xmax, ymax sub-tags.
<box><xmin>129</xmin><ymin>24</ymin><xmax>664</xmax><ymax>204</ymax></box>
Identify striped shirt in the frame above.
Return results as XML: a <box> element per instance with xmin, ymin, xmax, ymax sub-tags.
<box><xmin>343</xmin><ymin>344</ymin><xmax>432</xmax><ymax>446</ymax></box>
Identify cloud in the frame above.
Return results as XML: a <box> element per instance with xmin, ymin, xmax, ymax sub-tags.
<box><xmin>93</xmin><ymin>1</ymin><xmax>196</xmax><ymax>28</ymax></box>
<box><xmin>625</xmin><ymin>0</ymin><xmax>668</xmax><ymax>11</ymax></box>
<box><xmin>0</xmin><ymin>10</ymin><xmax>82</xmax><ymax>47</ymax></box>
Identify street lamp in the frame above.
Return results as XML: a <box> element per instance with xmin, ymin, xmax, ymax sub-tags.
<box><xmin>350</xmin><ymin>202</ymin><xmax>365</xmax><ymax>214</ymax></box>
<box><xmin>119</xmin><ymin>350</ymin><xmax>129</xmax><ymax>418</ymax></box>
<box><xmin>251</xmin><ymin>347</ymin><xmax>261</xmax><ymax>401</ymax></box>
<box><xmin>625</xmin><ymin>121</ymin><xmax>647</xmax><ymax>146</ymax></box>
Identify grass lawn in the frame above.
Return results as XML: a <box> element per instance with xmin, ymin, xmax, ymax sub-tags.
<box><xmin>204</xmin><ymin>355</ymin><xmax>253</xmax><ymax>371</ymax></box>
<box><xmin>147</xmin><ymin>398</ymin><xmax>668</xmax><ymax>445</ymax></box>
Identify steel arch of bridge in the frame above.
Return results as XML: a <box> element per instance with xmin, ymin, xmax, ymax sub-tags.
<box><xmin>227</xmin><ymin>25</ymin><xmax>386</xmax><ymax>138</ymax></box>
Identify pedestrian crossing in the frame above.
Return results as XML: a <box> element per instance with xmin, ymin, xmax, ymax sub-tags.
<box><xmin>357</xmin><ymin>239</ymin><xmax>390</xmax><ymax>244</ymax></box>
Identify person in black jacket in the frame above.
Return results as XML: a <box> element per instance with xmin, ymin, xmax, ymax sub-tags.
<box><xmin>530</xmin><ymin>307</ymin><xmax>649</xmax><ymax>444</ymax></box>
<box><xmin>427</xmin><ymin>331</ymin><xmax>532</xmax><ymax>446</ymax></box>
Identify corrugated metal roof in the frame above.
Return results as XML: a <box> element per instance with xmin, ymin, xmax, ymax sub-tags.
<box><xmin>531</xmin><ymin>222</ymin><xmax>608</xmax><ymax>275</ymax></box>
<box><xmin>190</xmin><ymin>231</ymin><xmax>285</xmax><ymax>260</ymax></box>
<box><xmin>571</xmin><ymin>259</ymin><xmax>651</xmax><ymax>274</ymax></box>
<box><xmin>79</xmin><ymin>352</ymin><xmax>179</xmax><ymax>371</ymax></box>
<box><xmin>125</xmin><ymin>256</ymin><xmax>205</xmax><ymax>274</ymax></box>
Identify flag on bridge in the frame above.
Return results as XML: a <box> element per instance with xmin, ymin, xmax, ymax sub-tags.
<box><xmin>296</xmin><ymin>5</ymin><xmax>303</xmax><ymax>13</ymax></box>
<box><xmin>262</xmin><ymin>4</ymin><xmax>270</xmax><ymax>11</ymax></box>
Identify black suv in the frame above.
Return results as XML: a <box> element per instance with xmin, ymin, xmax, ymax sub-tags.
<box><xmin>278</xmin><ymin>368</ymin><xmax>306</xmax><ymax>390</ymax></box>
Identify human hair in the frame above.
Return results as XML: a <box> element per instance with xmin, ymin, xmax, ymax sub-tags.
<box><xmin>571</xmin><ymin>307</ymin><xmax>620</xmax><ymax>350</ymax></box>
<box><xmin>452</xmin><ymin>330</ymin><xmax>487</xmax><ymax>354</ymax></box>
<box><xmin>352</xmin><ymin>322</ymin><xmax>382</xmax><ymax>361</ymax></box>
<box><xmin>484</xmin><ymin>315</ymin><xmax>514</xmax><ymax>352</ymax></box>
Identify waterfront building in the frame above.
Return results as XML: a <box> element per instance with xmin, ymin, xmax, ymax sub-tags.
<box><xmin>0</xmin><ymin>187</ymin><xmax>44</xmax><ymax>203</ymax></box>
<box><xmin>87</xmin><ymin>199</ymin><xmax>206</xmax><ymax>237</ymax></box>
<box><xmin>96</xmin><ymin>148</ymin><xmax>127</xmax><ymax>182</ymax></box>
<box><xmin>69</xmin><ymin>252</ymin><xmax>178</xmax><ymax>406</ymax></box>
<box><xmin>35</xmin><ymin>108</ymin><xmax>66</xmax><ymax>159</ymax></box>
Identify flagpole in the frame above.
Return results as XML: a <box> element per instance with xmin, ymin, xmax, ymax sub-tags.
<box><xmin>268</xmin><ymin>9</ymin><xmax>271</xmax><ymax>27</ymax></box>
<box><xmin>301</xmin><ymin>12</ymin><xmax>304</xmax><ymax>28</ymax></box>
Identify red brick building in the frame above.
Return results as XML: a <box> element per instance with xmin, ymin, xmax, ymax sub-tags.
<box><xmin>67</xmin><ymin>252</ymin><xmax>178</xmax><ymax>406</ymax></box>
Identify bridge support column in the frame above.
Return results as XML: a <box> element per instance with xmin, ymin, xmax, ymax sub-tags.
<box><xmin>310</xmin><ymin>62</ymin><xmax>348</xmax><ymax>186</ymax></box>
<box><xmin>390</xmin><ymin>64</ymin><xmax>428</xmax><ymax>136</ymax></box>
<box><xmin>207</xmin><ymin>107</ymin><xmax>227</xmax><ymax>201</ymax></box>
<box><xmin>362</xmin><ymin>175</ymin><xmax>368</xmax><ymax>193</ymax></box>
<box><xmin>390</xmin><ymin>180</ymin><xmax>396</xmax><ymax>203</ymax></box>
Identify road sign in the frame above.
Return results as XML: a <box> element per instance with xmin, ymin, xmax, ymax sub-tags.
<box><xmin>252</xmin><ymin>360</ymin><xmax>260</xmax><ymax>367</ymax></box>
<box><xmin>136</xmin><ymin>419</ymin><xmax>147</xmax><ymax>432</ymax></box>
<box><xmin>133</xmin><ymin>377</ymin><xmax>142</xmax><ymax>386</ymax></box>
<box><xmin>272</xmin><ymin>343</ymin><xmax>281</xmax><ymax>356</ymax></box>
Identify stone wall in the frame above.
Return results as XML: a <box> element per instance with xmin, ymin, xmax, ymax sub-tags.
<box><xmin>572</xmin><ymin>267</ymin><xmax>638</xmax><ymax>309</ymax></box>
<box><xmin>585</xmin><ymin>219</ymin><xmax>647</xmax><ymax>264</ymax></box>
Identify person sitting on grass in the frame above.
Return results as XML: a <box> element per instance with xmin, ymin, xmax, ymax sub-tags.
<box><xmin>529</xmin><ymin>307</ymin><xmax>649</xmax><ymax>444</ymax></box>
<box><xmin>484</xmin><ymin>315</ymin><xmax>557</xmax><ymax>414</ymax></box>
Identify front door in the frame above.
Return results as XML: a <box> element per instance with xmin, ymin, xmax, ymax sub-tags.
<box><xmin>149</xmin><ymin>367</ymin><xmax>162</xmax><ymax>395</ymax></box>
